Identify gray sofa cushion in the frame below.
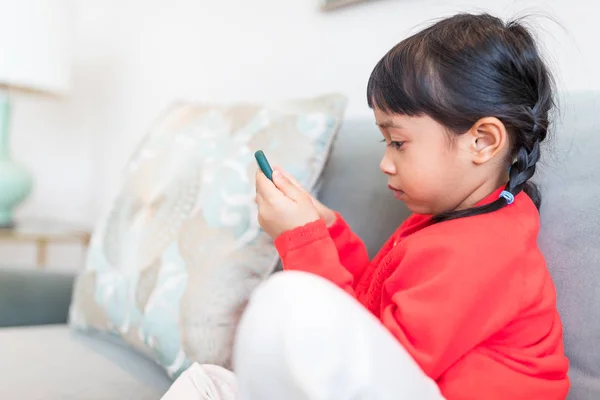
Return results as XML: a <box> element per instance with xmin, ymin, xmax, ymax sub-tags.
<box><xmin>0</xmin><ymin>267</ymin><xmax>74</xmax><ymax>327</ymax></box>
<box><xmin>538</xmin><ymin>92</ymin><xmax>600</xmax><ymax>400</ymax></box>
<box><xmin>0</xmin><ymin>325</ymin><xmax>171</xmax><ymax>399</ymax></box>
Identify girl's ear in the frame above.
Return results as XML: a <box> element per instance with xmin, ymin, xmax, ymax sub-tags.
<box><xmin>467</xmin><ymin>117</ymin><xmax>509</xmax><ymax>165</ymax></box>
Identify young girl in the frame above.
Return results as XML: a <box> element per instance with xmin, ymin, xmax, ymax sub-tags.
<box><xmin>164</xmin><ymin>12</ymin><xmax>569</xmax><ymax>400</ymax></box>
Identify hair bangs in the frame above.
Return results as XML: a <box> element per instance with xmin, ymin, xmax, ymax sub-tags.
<box><xmin>367</xmin><ymin>38</ymin><xmax>441</xmax><ymax>117</ymax></box>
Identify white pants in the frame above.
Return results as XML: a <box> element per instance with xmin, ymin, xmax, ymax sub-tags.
<box><xmin>162</xmin><ymin>271</ymin><xmax>444</xmax><ymax>400</ymax></box>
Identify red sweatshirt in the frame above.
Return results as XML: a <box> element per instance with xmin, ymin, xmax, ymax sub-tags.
<box><xmin>274</xmin><ymin>188</ymin><xmax>569</xmax><ymax>399</ymax></box>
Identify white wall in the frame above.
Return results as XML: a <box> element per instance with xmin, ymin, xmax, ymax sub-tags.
<box><xmin>3</xmin><ymin>0</ymin><xmax>598</xmax><ymax>267</ymax></box>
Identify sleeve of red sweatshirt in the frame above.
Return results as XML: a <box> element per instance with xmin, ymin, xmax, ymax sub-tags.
<box><xmin>325</xmin><ymin>212</ymin><xmax>370</xmax><ymax>282</ymax></box>
<box><xmin>274</xmin><ymin>217</ymin><xmax>369</xmax><ymax>295</ymax></box>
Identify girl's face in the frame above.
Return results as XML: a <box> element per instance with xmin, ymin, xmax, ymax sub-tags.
<box><xmin>374</xmin><ymin>107</ymin><xmax>504</xmax><ymax>215</ymax></box>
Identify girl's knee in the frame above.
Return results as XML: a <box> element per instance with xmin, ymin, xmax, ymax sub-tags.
<box><xmin>260</xmin><ymin>270</ymin><xmax>349</xmax><ymax>304</ymax></box>
<box><xmin>235</xmin><ymin>271</ymin><xmax>326</xmax><ymax>337</ymax></box>
<box><xmin>233</xmin><ymin>271</ymin><xmax>377</xmax><ymax>399</ymax></box>
<box><xmin>240</xmin><ymin>270</ymin><xmax>346</xmax><ymax>329</ymax></box>
<box><xmin>234</xmin><ymin>271</ymin><xmax>355</xmax><ymax>363</ymax></box>
<box><xmin>233</xmin><ymin>271</ymin><xmax>342</xmax><ymax>368</ymax></box>
<box><xmin>254</xmin><ymin>270</ymin><xmax>336</xmax><ymax>299</ymax></box>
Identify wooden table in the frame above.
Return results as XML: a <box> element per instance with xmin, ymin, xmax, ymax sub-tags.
<box><xmin>0</xmin><ymin>219</ymin><xmax>91</xmax><ymax>268</ymax></box>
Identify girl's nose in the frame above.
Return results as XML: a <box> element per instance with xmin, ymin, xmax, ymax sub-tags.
<box><xmin>380</xmin><ymin>153</ymin><xmax>397</xmax><ymax>175</ymax></box>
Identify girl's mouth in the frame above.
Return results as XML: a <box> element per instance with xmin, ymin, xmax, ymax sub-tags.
<box><xmin>388</xmin><ymin>185</ymin><xmax>404</xmax><ymax>199</ymax></box>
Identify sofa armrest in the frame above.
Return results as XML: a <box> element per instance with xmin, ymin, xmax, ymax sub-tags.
<box><xmin>0</xmin><ymin>267</ymin><xmax>75</xmax><ymax>327</ymax></box>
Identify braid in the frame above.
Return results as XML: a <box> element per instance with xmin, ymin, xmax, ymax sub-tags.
<box><xmin>503</xmin><ymin>105</ymin><xmax>545</xmax><ymax>208</ymax></box>
<box><xmin>505</xmin><ymin>140</ymin><xmax>541</xmax><ymax>208</ymax></box>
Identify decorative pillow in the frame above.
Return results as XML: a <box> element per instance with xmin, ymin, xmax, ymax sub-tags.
<box><xmin>69</xmin><ymin>94</ymin><xmax>347</xmax><ymax>378</ymax></box>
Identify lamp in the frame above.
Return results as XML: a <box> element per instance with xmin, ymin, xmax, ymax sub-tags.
<box><xmin>0</xmin><ymin>0</ymin><xmax>71</xmax><ymax>228</ymax></box>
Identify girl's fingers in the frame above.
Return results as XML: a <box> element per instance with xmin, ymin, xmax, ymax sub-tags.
<box><xmin>255</xmin><ymin>192</ymin><xmax>264</xmax><ymax>205</ymax></box>
<box><xmin>272</xmin><ymin>165</ymin><xmax>304</xmax><ymax>190</ymax></box>
<box><xmin>272</xmin><ymin>171</ymin><xmax>304</xmax><ymax>202</ymax></box>
<box><xmin>255</xmin><ymin>170</ymin><xmax>280</xmax><ymax>200</ymax></box>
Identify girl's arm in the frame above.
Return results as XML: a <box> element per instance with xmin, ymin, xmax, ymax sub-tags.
<box><xmin>325</xmin><ymin>212</ymin><xmax>370</xmax><ymax>283</ymax></box>
<box><xmin>274</xmin><ymin>218</ymin><xmax>369</xmax><ymax>295</ymax></box>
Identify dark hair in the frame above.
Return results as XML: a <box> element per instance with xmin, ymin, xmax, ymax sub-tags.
<box><xmin>367</xmin><ymin>13</ymin><xmax>554</xmax><ymax>223</ymax></box>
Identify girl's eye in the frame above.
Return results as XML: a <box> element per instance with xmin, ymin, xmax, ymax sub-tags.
<box><xmin>380</xmin><ymin>138</ymin><xmax>404</xmax><ymax>150</ymax></box>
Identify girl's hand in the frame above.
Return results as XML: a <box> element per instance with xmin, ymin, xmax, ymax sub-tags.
<box><xmin>272</xmin><ymin>166</ymin><xmax>337</xmax><ymax>228</ymax></box>
<box><xmin>255</xmin><ymin>168</ymin><xmax>321</xmax><ymax>239</ymax></box>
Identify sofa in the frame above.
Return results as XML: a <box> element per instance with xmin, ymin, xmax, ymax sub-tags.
<box><xmin>0</xmin><ymin>92</ymin><xmax>598</xmax><ymax>400</ymax></box>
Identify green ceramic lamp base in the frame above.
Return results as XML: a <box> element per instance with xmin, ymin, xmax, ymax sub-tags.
<box><xmin>0</xmin><ymin>92</ymin><xmax>33</xmax><ymax>229</ymax></box>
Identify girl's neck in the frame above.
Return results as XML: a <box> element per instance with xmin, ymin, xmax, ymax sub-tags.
<box><xmin>455</xmin><ymin>175</ymin><xmax>509</xmax><ymax>212</ymax></box>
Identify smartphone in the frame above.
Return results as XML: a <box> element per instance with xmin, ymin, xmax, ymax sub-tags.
<box><xmin>254</xmin><ymin>150</ymin><xmax>274</xmax><ymax>181</ymax></box>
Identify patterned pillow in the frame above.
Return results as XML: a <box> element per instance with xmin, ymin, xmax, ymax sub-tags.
<box><xmin>69</xmin><ymin>94</ymin><xmax>347</xmax><ymax>378</ymax></box>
